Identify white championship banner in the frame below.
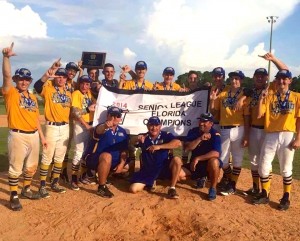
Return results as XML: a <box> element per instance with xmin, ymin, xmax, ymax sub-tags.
<box><xmin>93</xmin><ymin>86</ymin><xmax>210</xmax><ymax>137</ymax></box>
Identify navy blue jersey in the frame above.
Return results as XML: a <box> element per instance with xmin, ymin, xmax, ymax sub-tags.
<box><xmin>185</xmin><ymin>127</ymin><xmax>221</xmax><ymax>160</ymax></box>
<box><xmin>83</xmin><ymin>124</ymin><xmax>128</xmax><ymax>161</ymax></box>
<box><xmin>131</xmin><ymin>131</ymin><xmax>175</xmax><ymax>185</ymax></box>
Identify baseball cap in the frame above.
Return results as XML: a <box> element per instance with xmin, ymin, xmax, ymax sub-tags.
<box><xmin>212</xmin><ymin>67</ymin><xmax>225</xmax><ymax>76</ymax></box>
<box><xmin>147</xmin><ymin>116</ymin><xmax>161</xmax><ymax>125</ymax></box>
<box><xmin>163</xmin><ymin>67</ymin><xmax>175</xmax><ymax>75</ymax></box>
<box><xmin>197</xmin><ymin>112</ymin><xmax>214</xmax><ymax>122</ymax></box>
<box><xmin>66</xmin><ymin>62</ymin><xmax>79</xmax><ymax>71</ymax></box>
<box><xmin>135</xmin><ymin>61</ymin><xmax>147</xmax><ymax>70</ymax></box>
<box><xmin>55</xmin><ymin>68</ymin><xmax>68</xmax><ymax>77</ymax></box>
<box><xmin>254</xmin><ymin>68</ymin><xmax>268</xmax><ymax>76</ymax></box>
<box><xmin>275</xmin><ymin>69</ymin><xmax>292</xmax><ymax>78</ymax></box>
<box><xmin>13</xmin><ymin>68</ymin><xmax>33</xmax><ymax>80</ymax></box>
<box><xmin>78</xmin><ymin>75</ymin><xmax>92</xmax><ymax>84</ymax></box>
<box><xmin>107</xmin><ymin>106</ymin><xmax>122</xmax><ymax>116</ymax></box>
<box><xmin>228</xmin><ymin>70</ymin><xmax>245</xmax><ymax>80</ymax></box>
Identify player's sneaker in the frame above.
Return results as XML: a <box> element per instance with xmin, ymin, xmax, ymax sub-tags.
<box><xmin>10</xmin><ymin>195</ymin><xmax>22</xmax><ymax>211</ymax></box>
<box><xmin>220</xmin><ymin>183</ymin><xmax>236</xmax><ymax>196</ymax></box>
<box><xmin>278</xmin><ymin>193</ymin><xmax>290</xmax><ymax>211</ymax></box>
<box><xmin>70</xmin><ymin>182</ymin><xmax>80</xmax><ymax>191</ymax></box>
<box><xmin>60</xmin><ymin>169</ymin><xmax>70</xmax><ymax>184</ymax></box>
<box><xmin>167</xmin><ymin>188</ymin><xmax>179</xmax><ymax>199</ymax></box>
<box><xmin>208</xmin><ymin>187</ymin><xmax>217</xmax><ymax>201</ymax></box>
<box><xmin>97</xmin><ymin>185</ymin><xmax>114</xmax><ymax>198</ymax></box>
<box><xmin>51</xmin><ymin>183</ymin><xmax>66</xmax><ymax>194</ymax></box>
<box><xmin>21</xmin><ymin>187</ymin><xmax>41</xmax><ymax>200</ymax></box>
<box><xmin>79</xmin><ymin>176</ymin><xmax>96</xmax><ymax>185</ymax></box>
<box><xmin>194</xmin><ymin>177</ymin><xmax>207</xmax><ymax>189</ymax></box>
<box><xmin>244</xmin><ymin>187</ymin><xmax>260</xmax><ymax>197</ymax></box>
<box><xmin>217</xmin><ymin>177</ymin><xmax>229</xmax><ymax>191</ymax></box>
<box><xmin>39</xmin><ymin>186</ymin><xmax>50</xmax><ymax>198</ymax></box>
<box><xmin>253</xmin><ymin>193</ymin><xmax>269</xmax><ymax>205</ymax></box>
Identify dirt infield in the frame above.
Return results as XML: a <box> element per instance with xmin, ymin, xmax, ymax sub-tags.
<box><xmin>0</xmin><ymin>169</ymin><xmax>299</xmax><ymax>241</ymax></box>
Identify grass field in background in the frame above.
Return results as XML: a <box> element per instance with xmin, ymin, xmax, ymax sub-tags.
<box><xmin>0</xmin><ymin>127</ymin><xmax>299</xmax><ymax>179</ymax></box>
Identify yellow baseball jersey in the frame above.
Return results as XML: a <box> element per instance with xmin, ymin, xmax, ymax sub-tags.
<box><xmin>41</xmin><ymin>79</ymin><xmax>72</xmax><ymax>122</ymax></box>
<box><xmin>121</xmin><ymin>79</ymin><xmax>153</xmax><ymax>90</ymax></box>
<box><xmin>72</xmin><ymin>90</ymin><xmax>95</xmax><ymax>122</ymax></box>
<box><xmin>2</xmin><ymin>87</ymin><xmax>39</xmax><ymax>131</ymax></box>
<box><xmin>249</xmin><ymin>89</ymin><xmax>264</xmax><ymax>126</ymax></box>
<box><xmin>214</xmin><ymin>87</ymin><xmax>250</xmax><ymax>126</ymax></box>
<box><xmin>210</xmin><ymin>85</ymin><xmax>230</xmax><ymax>123</ymax></box>
<box><xmin>261</xmin><ymin>90</ymin><xmax>300</xmax><ymax>132</ymax></box>
<box><xmin>156</xmin><ymin>82</ymin><xmax>181</xmax><ymax>91</ymax></box>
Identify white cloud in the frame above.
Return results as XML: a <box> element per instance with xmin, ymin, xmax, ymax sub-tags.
<box><xmin>0</xmin><ymin>1</ymin><xmax>47</xmax><ymax>38</ymax></box>
<box><xmin>145</xmin><ymin>0</ymin><xmax>300</xmax><ymax>76</ymax></box>
<box><xmin>123</xmin><ymin>48</ymin><xmax>137</xmax><ymax>59</ymax></box>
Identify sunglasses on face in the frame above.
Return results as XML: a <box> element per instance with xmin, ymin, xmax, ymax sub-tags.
<box><xmin>110</xmin><ymin>113</ymin><xmax>122</xmax><ymax>118</ymax></box>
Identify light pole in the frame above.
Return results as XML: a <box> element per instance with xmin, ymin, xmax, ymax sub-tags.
<box><xmin>266</xmin><ymin>16</ymin><xmax>278</xmax><ymax>80</ymax></box>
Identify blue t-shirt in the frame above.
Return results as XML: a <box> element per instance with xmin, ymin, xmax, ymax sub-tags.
<box><xmin>185</xmin><ymin>127</ymin><xmax>221</xmax><ymax>160</ymax></box>
<box><xmin>138</xmin><ymin>131</ymin><xmax>174</xmax><ymax>177</ymax></box>
<box><xmin>83</xmin><ymin>124</ymin><xmax>128</xmax><ymax>161</ymax></box>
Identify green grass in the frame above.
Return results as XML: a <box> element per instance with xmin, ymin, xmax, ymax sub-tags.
<box><xmin>0</xmin><ymin>127</ymin><xmax>299</xmax><ymax>179</ymax></box>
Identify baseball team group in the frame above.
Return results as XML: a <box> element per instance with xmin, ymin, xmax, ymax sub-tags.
<box><xmin>2</xmin><ymin>42</ymin><xmax>299</xmax><ymax>212</ymax></box>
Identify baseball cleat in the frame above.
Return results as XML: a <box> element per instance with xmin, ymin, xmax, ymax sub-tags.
<box><xmin>51</xmin><ymin>183</ymin><xmax>66</xmax><ymax>193</ymax></box>
<box><xmin>167</xmin><ymin>188</ymin><xmax>179</xmax><ymax>199</ymax></box>
<box><xmin>21</xmin><ymin>188</ymin><xmax>41</xmax><ymax>200</ymax></box>
<box><xmin>253</xmin><ymin>195</ymin><xmax>269</xmax><ymax>205</ymax></box>
<box><xmin>97</xmin><ymin>185</ymin><xmax>114</xmax><ymax>198</ymax></box>
<box><xmin>243</xmin><ymin>187</ymin><xmax>260</xmax><ymax>197</ymax></box>
<box><xmin>70</xmin><ymin>182</ymin><xmax>80</xmax><ymax>191</ymax></box>
<box><xmin>194</xmin><ymin>177</ymin><xmax>207</xmax><ymax>189</ymax></box>
<box><xmin>10</xmin><ymin>195</ymin><xmax>22</xmax><ymax>211</ymax></box>
<box><xmin>278</xmin><ymin>193</ymin><xmax>290</xmax><ymax>211</ymax></box>
<box><xmin>39</xmin><ymin>186</ymin><xmax>50</xmax><ymax>198</ymax></box>
<box><xmin>220</xmin><ymin>183</ymin><xmax>236</xmax><ymax>196</ymax></box>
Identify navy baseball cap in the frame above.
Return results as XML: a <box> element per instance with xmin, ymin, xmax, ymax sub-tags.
<box><xmin>55</xmin><ymin>68</ymin><xmax>68</xmax><ymax>77</ymax></box>
<box><xmin>78</xmin><ymin>75</ymin><xmax>92</xmax><ymax>84</ymax></box>
<box><xmin>197</xmin><ymin>112</ymin><xmax>214</xmax><ymax>122</ymax></box>
<box><xmin>254</xmin><ymin>68</ymin><xmax>268</xmax><ymax>76</ymax></box>
<box><xmin>275</xmin><ymin>69</ymin><xmax>292</xmax><ymax>78</ymax></box>
<box><xmin>13</xmin><ymin>68</ymin><xmax>33</xmax><ymax>80</ymax></box>
<box><xmin>66</xmin><ymin>62</ymin><xmax>79</xmax><ymax>71</ymax></box>
<box><xmin>135</xmin><ymin>61</ymin><xmax>147</xmax><ymax>70</ymax></box>
<box><xmin>228</xmin><ymin>70</ymin><xmax>245</xmax><ymax>80</ymax></box>
<box><xmin>107</xmin><ymin>106</ymin><xmax>122</xmax><ymax>116</ymax></box>
<box><xmin>212</xmin><ymin>67</ymin><xmax>225</xmax><ymax>76</ymax></box>
<box><xmin>163</xmin><ymin>67</ymin><xmax>175</xmax><ymax>75</ymax></box>
<box><xmin>147</xmin><ymin>116</ymin><xmax>161</xmax><ymax>125</ymax></box>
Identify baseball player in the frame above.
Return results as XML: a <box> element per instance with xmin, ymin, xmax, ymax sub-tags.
<box><xmin>244</xmin><ymin>53</ymin><xmax>289</xmax><ymax>196</ymax></box>
<box><xmin>2</xmin><ymin>43</ymin><xmax>47</xmax><ymax>211</ymax></box>
<box><xmin>184</xmin><ymin>113</ymin><xmax>222</xmax><ymax>201</ymax></box>
<box><xmin>60</xmin><ymin>61</ymin><xmax>81</xmax><ymax>183</ymax></box>
<box><xmin>129</xmin><ymin>116</ymin><xmax>184</xmax><ymax>199</ymax></box>
<box><xmin>82</xmin><ymin>106</ymin><xmax>129</xmax><ymax>198</ymax></box>
<box><xmin>253</xmin><ymin>69</ymin><xmax>300</xmax><ymax>210</ymax></box>
<box><xmin>154</xmin><ymin>67</ymin><xmax>183</xmax><ymax>91</ymax></box>
<box><xmin>119</xmin><ymin>61</ymin><xmax>153</xmax><ymax>90</ymax></box>
<box><xmin>210</xmin><ymin>70</ymin><xmax>250</xmax><ymax>195</ymax></box>
<box><xmin>70</xmin><ymin>75</ymin><xmax>96</xmax><ymax>190</ymax></box>
<box><xmin>34</xmin><ymin>66</ymin><xmax>72</xmax><ymax>198</ymax></box>
<box><xmin>185</xmin><ymin>70</ymin><xmax>201</xmax><ymax>91</ymax></box>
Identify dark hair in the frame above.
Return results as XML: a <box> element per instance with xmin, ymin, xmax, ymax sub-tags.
<box><xmin>87</xmin><ymin>68</ymin><xmax>99</xmax><ymax>74</ymax></box>
<box><xmin>103</xmin><ymin>63</ymin><xmax>115</xmax><ymax>69</ymax></box>
<box><xmin>188</xmin><ymin>70</ymin><xmax>199</xmax><ymax>78</ymax></box>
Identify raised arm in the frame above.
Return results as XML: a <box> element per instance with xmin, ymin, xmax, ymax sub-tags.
<box><xmin>2</xmin><ymin>42</ymin><xmax>16</xmax><ymax>91</ymax></box>
<box><xmin>260</xmin><ymin>53</ymin><xmax>288</xmax><ymax>70</ymax></box>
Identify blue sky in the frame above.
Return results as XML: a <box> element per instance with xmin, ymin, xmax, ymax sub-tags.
<box><xmin>1</xmin><ymin>0</ymin><xmax>300</xmax><ymax>85</ymax></box>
